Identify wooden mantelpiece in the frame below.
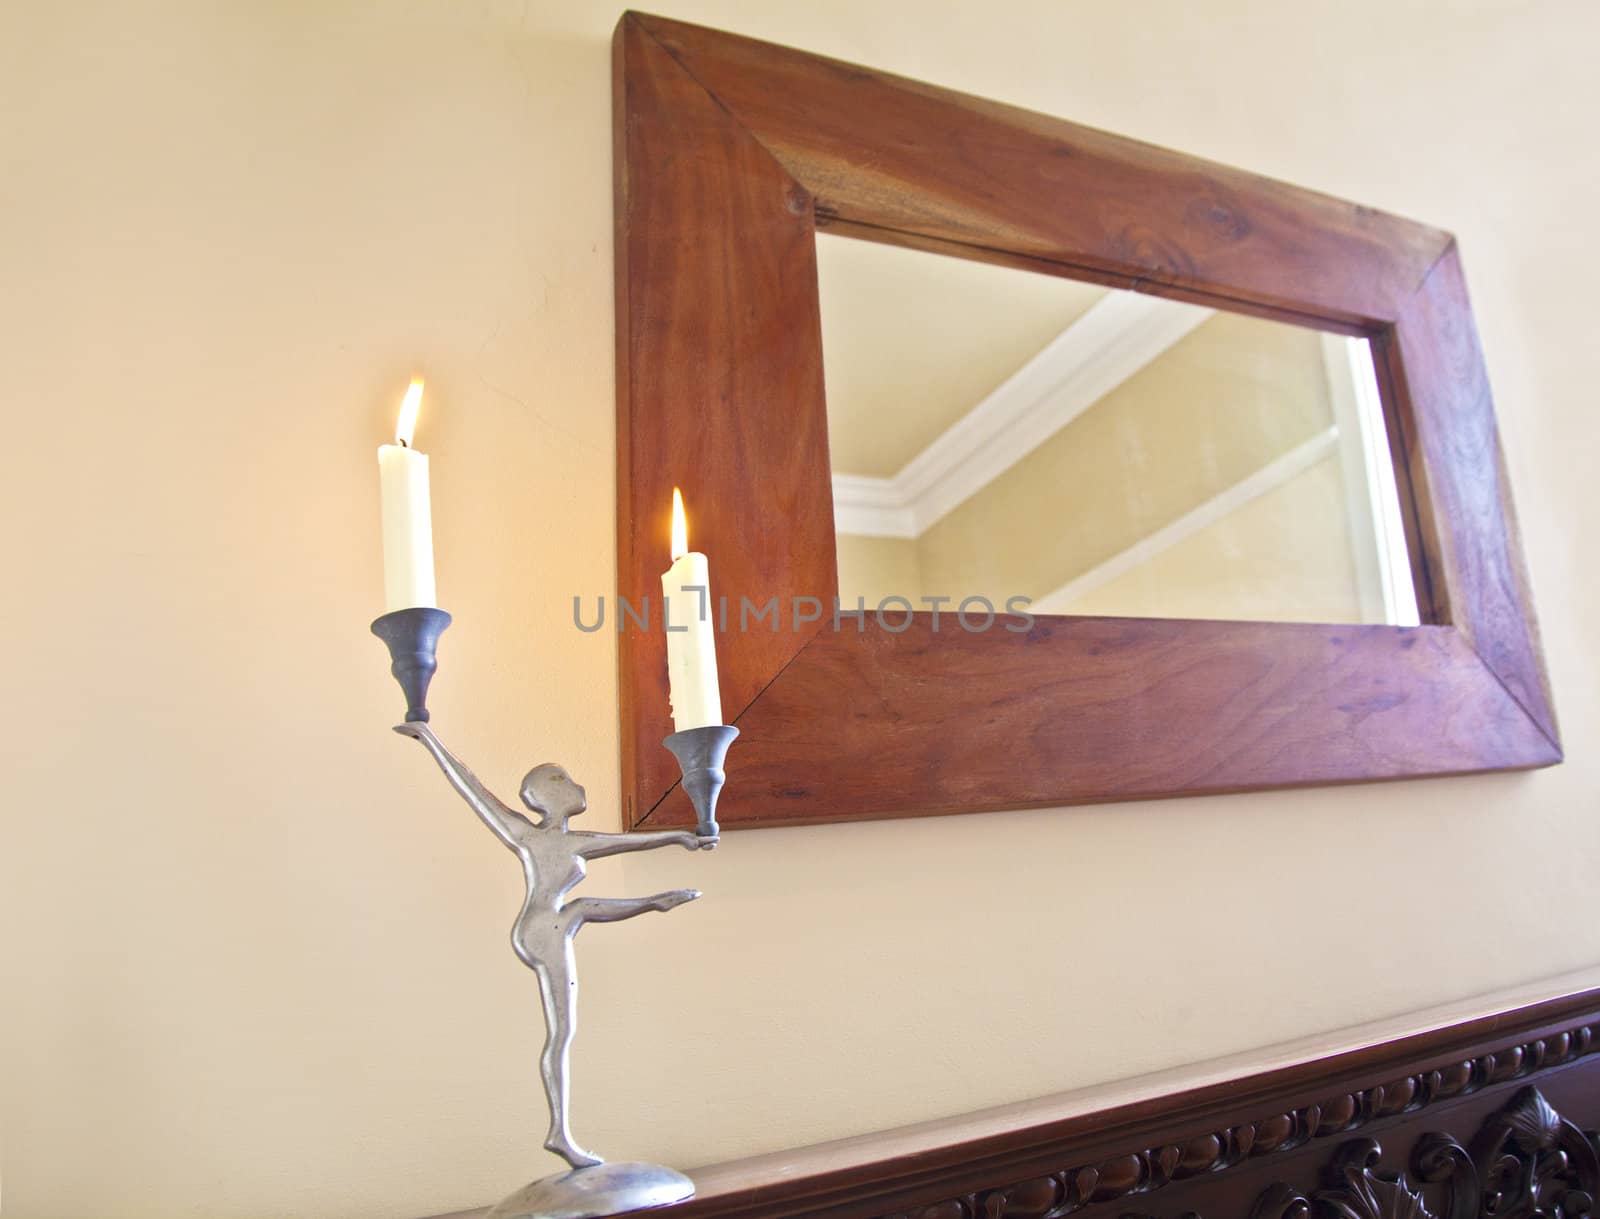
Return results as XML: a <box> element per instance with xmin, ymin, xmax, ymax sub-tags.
<box><xmin>428</xmin><ymin>978</ymin><xmax>1600</xmax><ymax>1219</ymax></box>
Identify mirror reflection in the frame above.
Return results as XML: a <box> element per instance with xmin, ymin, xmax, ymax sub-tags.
<box><xmin>818</xmin><ymin>233</ymin><xmax>1421</xmax><ymax>627</ymax></box>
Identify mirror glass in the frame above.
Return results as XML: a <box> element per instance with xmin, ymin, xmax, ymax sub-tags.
<box><xmin>818</xmin><ymin>233</ymin><xmax>1421</xmax><ymax>626</ymax></box>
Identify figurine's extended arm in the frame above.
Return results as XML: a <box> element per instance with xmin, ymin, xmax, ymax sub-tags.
<box><xmin>393</xmin><ymin>723</ymin><xmax>532</xmax><ymax>850</ymax></box>
<box><xmin>573</xmin><ymin>830</ymin><xmax>709</xmax><ymax>860</ymax></box>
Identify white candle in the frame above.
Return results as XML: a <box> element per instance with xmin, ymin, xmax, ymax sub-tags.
<box><xmin>661</xmin><ymin>487</ymin><xmax>723</xmax><ymax>731</ymax></box>
<box><xmin>377</xmin><ymin>377</ymin><xmax>437</xmax><ymax>612</ymax></box>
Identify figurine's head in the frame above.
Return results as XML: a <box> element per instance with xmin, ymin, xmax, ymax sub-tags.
<box><xmin>520</xmin><ymin>763</ymin><xmax>587</xmax><ymax>826</ymax></box>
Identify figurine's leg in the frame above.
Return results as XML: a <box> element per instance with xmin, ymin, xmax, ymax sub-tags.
<box><xmin>531</xmin><ymin>940</ymin><xmax>601</xmax><ymax>1170</ymax></box>
<box><xmin>562</xmin><ymin>891</ymin><xmax>700</xmax><ymax>924</ymax></box>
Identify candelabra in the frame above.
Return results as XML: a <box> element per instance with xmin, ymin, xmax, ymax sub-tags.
<box><xmin>372</xmin><ymin>606</ymin><xmax>736</xmax><ymax>1219</ymax></box>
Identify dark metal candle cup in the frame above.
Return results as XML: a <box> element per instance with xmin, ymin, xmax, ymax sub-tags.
<box><xmin>370</xmin><ymin>607</ymin><xmax>452</xmax><ymax>723</ymax></box>
<box><xmin>661</xmin><ymin>724</ymin><xmax>739</xmax><ymax>838</ymax></box>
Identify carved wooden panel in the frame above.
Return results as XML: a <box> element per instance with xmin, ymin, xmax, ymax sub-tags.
<box><xmin>886</xmin><ymin>1066</ymin><xmax>1600</xmax><ymax>1219</ymax></box>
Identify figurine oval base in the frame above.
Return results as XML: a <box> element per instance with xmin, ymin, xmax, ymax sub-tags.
<box><xmin>485</xmin><ymin>1162</ymin><xmax>694</xmax><ymax>1219</ymax></box>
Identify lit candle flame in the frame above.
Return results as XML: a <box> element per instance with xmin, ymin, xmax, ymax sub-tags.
<box><xmin>395</xmin><ymin>377</ymin><xmax>424</xmax><ymax>447</ymax></box>
<box><xmin>671</xmin><ymin>487</ymin><xmax>688</xmax><ymax>560</ymax></box>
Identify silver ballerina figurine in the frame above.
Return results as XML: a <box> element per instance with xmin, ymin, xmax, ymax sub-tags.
<box><xmin>393</xmin><ymin>722</ymin><xmax>714</xmax><ymax>1176</ymax></box>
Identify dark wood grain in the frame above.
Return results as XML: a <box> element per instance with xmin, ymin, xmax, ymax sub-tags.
<box><xmin>423</xmin><ymin>988</ymin><xmax>1600</xmax><ymax>1219</ymax></box>
<box><xmin>635</xmin><ymin>12</ymin><xmax>1450</xmax><ymax>329</ymax></box>
<box><xmin>613</xmin><ymin>16</ymin><xmax>838</xmax><ymax>826</ymax></box>
<box><xmin>613</xmin><ymin>12</ymin><xmax>1559</xmax><ymax>830</ymax></box>
<box><xmin>644</xmin><ymin>615</ymin><xmax>1557</xmax><ymax>828</ymax></box>
<box><xmin>1384</xmin><ymin>244</ymin><xmax>1558</xmax><ymax>746</ymax></box>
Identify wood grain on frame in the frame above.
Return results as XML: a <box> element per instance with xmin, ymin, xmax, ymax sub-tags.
<box><xmin>613</xmin><ymin>11</ymin><xmax>1559</xmax><ymax>830</ymax></box>
<box><xmin>637</xmin><ymin>13</ymin><xmax>1449</xmax><ymax>329</ymax></box>
<box><xmin>613</xmin><ymin>17</ymin><xmax>837</xmax><ymax>827</ymax></box>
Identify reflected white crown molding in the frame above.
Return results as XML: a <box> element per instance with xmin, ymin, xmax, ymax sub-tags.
<box><xmin>832</xmin><ymin>291</ymin><xmax>1215</xmax><ymax>539</ymax></box>
<box><xmin>1030</xmin><ymin>425</ymin><xmax>1341</xmax><ymax>615</ymax></box>
<box><xmin>830</xmin><ymin>473</ymin><xmax>917</xmax><ymax>538</ymax></box>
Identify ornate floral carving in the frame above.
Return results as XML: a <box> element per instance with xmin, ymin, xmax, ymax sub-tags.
<box><xmin>883</xmin><ymin>1031</ymin><xmax>1598</xmax><ymax>1219</ymax></box>
<box><xmin>1252</xmin><ymin>1140</ymin><xmax>1437</xmax><ymax>1219</ymax></box>
<box><xmin>1229</xmin><ymin>1089</ymin><xmax>1590</xmax><ymax>1219</ymax></box>
<box><xmin>1287</xmin><ymin>1086</ymin><xmax>1600</xmax><ymax>1219</ymax></box>
<box><xmin>1464</xmin><ymin>1086</ymin><xmax>1598</xmax><ymax>1219</ymax></box>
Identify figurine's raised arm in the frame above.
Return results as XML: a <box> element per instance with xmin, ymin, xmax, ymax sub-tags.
<box><xmin>574</xmin><ymin>829</ymin><xmax>711</xmax><ymax>860</ymax></box>
<box><xmin>394</xmin><ymin>722</ymin><xmax>532</xmax><ymax>850</ymax></box>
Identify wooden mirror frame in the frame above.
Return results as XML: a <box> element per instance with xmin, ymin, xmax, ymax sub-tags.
<box><xmin>612</xmin><ymin>11</ymin><xmax>1559</xmax><ymax>831</ymax></box>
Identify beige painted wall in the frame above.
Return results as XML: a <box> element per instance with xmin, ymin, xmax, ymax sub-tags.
<box><xmin>2</xmin><ymin>3</ymin><xmax>1596</xmax><ymax>1218</ymax></box>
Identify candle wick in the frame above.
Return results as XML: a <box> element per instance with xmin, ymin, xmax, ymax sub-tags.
<box><xmin>398</xmin><ymin>438</ymin><xmax>409</xmax><ymax>448</ymax></box>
